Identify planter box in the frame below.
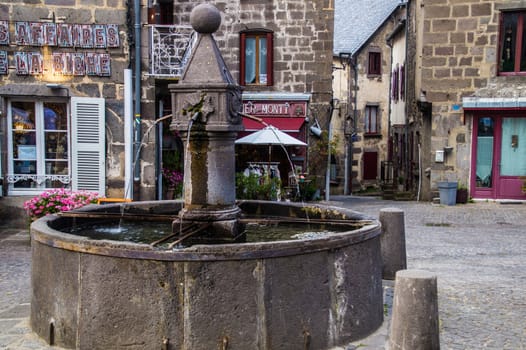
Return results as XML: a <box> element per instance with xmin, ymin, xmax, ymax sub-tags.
<box><xmin>456</xmin><ymin>188</ymin><xmax>468</xmax><ymax>204</ymax></box>
<box><xmin>438</xmin><ymin>182</ymin><xmax>457</xmax><ymax>206</ymax></box>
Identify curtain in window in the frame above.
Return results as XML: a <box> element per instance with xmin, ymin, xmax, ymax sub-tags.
<box><xmin>475</xmin><ymin>117</ymin><xmax>494</xmax><ymax>187</ymax></box>
<box><xmin>245</xmin><ymin>37</ymin><xmax>256</xmax><ymax>84</ymax></box>
<box><xmin>258</xmin><ymin>37</ymin><xmax>267</xmax><ymax>84</ymax></box>
<box><xmin>500</xmin><ymin>117</ymin><xmax>526</xmax><ymax>176</ymax></box>
<box><xmin>365</xmin><ymin>106</ymin><xmax>378</xmax><ymax>133</ymax></box>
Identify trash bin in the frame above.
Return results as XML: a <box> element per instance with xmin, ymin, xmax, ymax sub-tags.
<box><xmin>438</xmin><ymin>182</ymin><xmax>457</xmax><ymax>206</ymax></box>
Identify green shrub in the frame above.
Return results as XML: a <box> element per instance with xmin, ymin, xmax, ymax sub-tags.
<box><xmin>236</xmin><ymin>173</ymin><xmax>282</xmax><ymax>200</ymax></box>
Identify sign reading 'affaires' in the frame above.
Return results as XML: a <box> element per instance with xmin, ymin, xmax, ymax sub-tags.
<box><xmin>0</xmin><ymin>20</ymin><xmax>120</xmax><ymax>76</ymax></box>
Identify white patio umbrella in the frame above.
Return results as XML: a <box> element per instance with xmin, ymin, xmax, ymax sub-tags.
<box><xmin>235</xmin><ymin>125</ymin><xmax>307</xmax><ymax>164</ymax></box>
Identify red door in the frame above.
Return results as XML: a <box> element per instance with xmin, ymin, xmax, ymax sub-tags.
<box><xmin>363</xmin><ymin>151</ymin><xmax>378</xmax><ymax>181</ymax></box>
<box><xmin>471</xmin><ymin>113</ymin><xmax>526</xmax><ymax>200</ymax></box>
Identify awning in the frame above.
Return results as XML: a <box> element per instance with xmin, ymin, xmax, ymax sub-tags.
<box><xmin>242</xmin><ymin>117</ymin><xmax>305</xmax><ymax>132</ymax></box>
<box><xmin>463</xmin><ymin>97</ymin><xmax>526</xmax><ymax>110</ymax></box>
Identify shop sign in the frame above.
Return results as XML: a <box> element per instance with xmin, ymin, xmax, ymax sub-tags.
<box><xmin>0</xmin><ymin>51</ymin><xmax>7</xmax><ymax>74</ymax></box>
<box><xmin>10</xmin><ymin>22</ymin><xmax>119</xmax><ymax>48</ymax></box>
<box><xmin>0</xmin><ymin>21</ymin><xmax>119</xmax><ymax>76</ymax></box>
<box><xmin>0</xmin><ymin>21</ymin><xmax>8</xmax><ymax>45</ymax></box>
<box><xmin>242</xmin><ymin>101</ymin><xmax>307</xmax><ymax>118</ymax></box>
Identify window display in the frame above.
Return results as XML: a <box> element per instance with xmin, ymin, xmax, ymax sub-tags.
<box><xmin>8</xmin><ymin>100</ymin><xmax>70</xmax><ymax>192</ymax></box>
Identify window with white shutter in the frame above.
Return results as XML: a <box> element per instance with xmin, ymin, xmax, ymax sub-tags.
<box><xmin>71</xmin><ymin>97</ymin><xmax>106</xmax><ymax>195</ymax></box>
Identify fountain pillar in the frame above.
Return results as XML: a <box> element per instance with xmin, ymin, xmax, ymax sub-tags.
<box><xmin>169</xmin><ymin>4</ymin><xmax>245</xmax><ymax>244</ymax></box>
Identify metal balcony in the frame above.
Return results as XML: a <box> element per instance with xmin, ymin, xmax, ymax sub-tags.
<box><xmin>148</xmin><ymin>25</ymin><xmax>197</xmax><ymax>78</ymax></box>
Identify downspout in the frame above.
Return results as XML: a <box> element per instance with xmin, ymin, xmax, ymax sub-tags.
<box><xmin>387</xmin><ymin>36</ymin><xmax>393</xmax><ymax>183</ymax></box>
<box><xmin>350</xmin><ymin>56</ymin><xmax>358</xmax><ymax>195</ymax></box>
<box><xmin>404</xmin><ymin>0</ymin><xmax>410</xmax><ymax>191</ymax></box>
<box><xmin>124</xmin><ymin>69</ymin><xmax>133</xmax><ymax>200</ymax></box>
<box><xmin>325</xmin><ymin>99</ymin><xmax>335</xmax><ymax>201</ymax></box>
<box><xmin>133</xmin><ymin>0</ymin><xmax>142</xmax><ymax>187</ymax></box>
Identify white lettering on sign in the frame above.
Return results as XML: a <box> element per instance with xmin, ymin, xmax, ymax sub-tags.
<box><xmin>7</xmin><ymin>22</ymin><xmax>120</xmax><ymax>48</ymax></box>
<box><xmin>243</xmin><ymin>102</ymin><xmax>291</xmax><ymax>115</ymax></box>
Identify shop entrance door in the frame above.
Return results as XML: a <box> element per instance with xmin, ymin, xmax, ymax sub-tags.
<box><xmin>472</xmin><ymin>115</ymin><xmax>526</xmax><ymax>200</ymax></box>
<box><xmin>496</xmin><ymin>117</ymin><xmax>526</xmax><ymax>198</ymax></box>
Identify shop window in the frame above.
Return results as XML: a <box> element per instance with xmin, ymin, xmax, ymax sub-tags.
<box><xmin>240</xmin><ymin>30</ymin><xmax>273</xmax><ymax>86</ymax></box>
<box><xmin>364</xmin><ymin>105</ymin><xmax>380</xmax><ymax>135</ymax></box>
<box><xmin>499</xmin><ymin>11</ymin><xmax>526</xmax><ymax>75</ymax></box>
<box><xmin>368</xmin><ymin>51</ymin><xmax>381</xmax><ymax>76</ymax></box>
<box><xmin>7</xmin><ymin>97</ymin><xmax>105</xmax><ymax>195</ymax></box>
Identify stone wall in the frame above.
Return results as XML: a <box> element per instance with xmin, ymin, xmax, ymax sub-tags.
<box><xmin>414</xmin><ymin>0</ymin><xmax>506</xmax><ymax>195</ymax></box>
<box><xmin>0</xmin><ymin>0</ymin><xmax>130</xmax><ymax>198</ymax></box>
<box><xmin>166</xmin><ymin>0</ymin><xmax>335</xmax><ymax>186</ymax></box>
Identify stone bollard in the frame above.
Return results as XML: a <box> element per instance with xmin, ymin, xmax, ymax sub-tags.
<box><xmin>389</xmin><ymin>269</ymin><xmax>440</xmax><ymax>350</ymax></box>
<box><xmin>379</xmin><ymin>208</ymin><xmax>407</xmax><ymax>280</ymax></box>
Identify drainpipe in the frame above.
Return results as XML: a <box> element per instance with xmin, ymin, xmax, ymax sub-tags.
<box><xmin>325</xmin><ymin>99</ymin><xmax>335</xmax><ymax>201</ymax></box>
<box><xmin>133</xmin><ymin>0</ymin><xmax>142</xmax><ymax>187</ymax></box>
<box><xmin>404</xmin><ymin>0</ymin><xmax>410</xmax><ymax>191</ymax></box>
<box><xmin>387</xmin><ymin>37</ymin><xmax>393</xmax><ymax>184</ymax></box>
<box><xmin>350</xmin><ymin>56</ymin><xmax>358</xmax><ymax>195</ymax></box>
<box><xmin>124</xmin><ymin>69</ymin><xmax>133</xmax><ymax>200</ymax></box>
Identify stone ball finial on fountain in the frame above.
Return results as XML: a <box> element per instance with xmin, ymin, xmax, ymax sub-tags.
<box><xmin>190</xmin><ymin>3</ymin><xmax>222</xmax><ymax>34</ymax></box>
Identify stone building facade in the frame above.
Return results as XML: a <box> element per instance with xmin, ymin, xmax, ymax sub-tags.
<box><xmin>145</xmin><ymin>0</ymin><xmax>335</xmax><ymax>198</ymax></box>
<box><xmin>333</xmin><ymin>0</ymin><xmax>405</xmax><ymax>195</ymax></box>
<box><xmin>409</xmin><ymin>0</ymin><xmax>526</xmax><ymax>201</ymax></box>
<box><xmin>0</xmin><ymin>0</ymin><xmax>335</xmax><ymax>208</ymax></box>
<box><xmin>0</xmin><ymin>0</ymin><xmax>129</xmax><ymax>201</ymax></box>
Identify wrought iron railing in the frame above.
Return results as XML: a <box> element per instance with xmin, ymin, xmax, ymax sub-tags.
<box><xmin>148</xmin><ymin>25</ymin><xmax>197</xmax><ymax>78</ymax></box>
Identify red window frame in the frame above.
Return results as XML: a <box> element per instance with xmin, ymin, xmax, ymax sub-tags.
<box><xmin>240</xmin><ymin>30</ymin><xmax>273</xmax><ymax>86</ymax></box>
<box><xmin>498</xmin><ymin>11</ymin><xmax>526</xmax><ymax>76</ymax></box>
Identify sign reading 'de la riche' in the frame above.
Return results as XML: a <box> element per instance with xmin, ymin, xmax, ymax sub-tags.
<box><xmin>0</xmin><ymin>20</ymin><xmax>120</xmax><ymax>76</ymax></box>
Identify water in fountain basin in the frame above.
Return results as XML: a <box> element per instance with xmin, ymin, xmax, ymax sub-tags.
<box><xmin>63</xmin><ymin>220</ymin><xmax>360</xmax><ymax>246</ymax></box>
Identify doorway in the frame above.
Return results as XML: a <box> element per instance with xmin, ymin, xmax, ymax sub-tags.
<box><xmin>471</xmin><ymin>113</ymin><xmax>526</xmax><ymax>199</ymax></box>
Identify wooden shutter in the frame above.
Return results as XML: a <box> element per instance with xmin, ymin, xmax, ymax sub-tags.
<box><xmin>71</xmin><ymin>97</ymin><xmax>106</xmax><ymax>195</ymax></box>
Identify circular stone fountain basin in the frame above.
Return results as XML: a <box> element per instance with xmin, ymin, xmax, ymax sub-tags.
<box><xmin>30</xmin><ymin>200</ymin><xmax>383</xmax><ymax>350</ymax></box>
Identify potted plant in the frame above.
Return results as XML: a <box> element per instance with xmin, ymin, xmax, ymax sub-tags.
<box><xmin>397</xmin><ymin>176</ymin><xmax>405</xmax><ymax>192</ymax></box>
<box><xmin>456</xmin><ymin>183</ymin><xmax>468</xmax><ymax>204</ymax></box>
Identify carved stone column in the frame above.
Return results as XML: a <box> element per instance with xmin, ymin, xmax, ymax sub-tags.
<box><xmin>169</xmin><ymin>4</ymin><xmax>245</xmax><ymax>244</ymax></box>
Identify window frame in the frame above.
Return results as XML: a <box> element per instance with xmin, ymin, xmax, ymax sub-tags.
<box><xmin>364</xmin><ymin>104</ymin><xmax>381</xmax><ymax>135</ymax></box>
<box><xmin>240</xmin><ymin>29</ymin><xmax>273</xmax><ymax>86</ymax></box>
<box><xmin>367</xmin><ymin>50</ymin><xmax>381</xmax><ymax>76</ymax></box>
<box><xmin>6</xmin><ymin>99</ymin><xmax>71</xmax><ymax>196</ymax></box>
<box><xmin>498</xmin><ymin>10</ymin><xmax>526</xmax><ymax>76</ymax></box>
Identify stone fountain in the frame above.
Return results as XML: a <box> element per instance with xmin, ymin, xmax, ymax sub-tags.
<box><xmin>29</xmin><ymin>4</ymin><xmax>384</xmax><ymax>350</ymax></box>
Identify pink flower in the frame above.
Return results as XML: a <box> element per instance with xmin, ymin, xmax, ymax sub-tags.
<box><xmin>23</xmin><ymin>189</ymin><xmax>100</xmax><ymax>220</ymax></box>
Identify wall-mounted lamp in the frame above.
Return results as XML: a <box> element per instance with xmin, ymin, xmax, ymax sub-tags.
<box><xmin>46</xmin><ymin>83</ymin><xmax>70</xmax><ymax>97</ymax></box>
<box><xmin>46</xmin><ymin>83</ymin><xmax>64</xmax><ymax>89</ymax></box>
<box><xmin>310</xmin><ymin>119</ymin><xmax>322</xmax><ymax>137</ymax></box>
<box><xmin>339</xmin><ymin>52</ymin><xmax>352</xmax><ymax>69</ymax></box>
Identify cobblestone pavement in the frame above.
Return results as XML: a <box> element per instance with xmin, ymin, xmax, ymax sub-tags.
<box><xmin>327</xmin><ymin>196</ymin><xmax>526</xmax><ymax>350</ymax></box>
<box><xmin>1</xmin><ymin>197</ymin><xmax>526</xmax><ymax>349</ymax></box>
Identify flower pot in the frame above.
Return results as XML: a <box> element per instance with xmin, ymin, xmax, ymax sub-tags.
<box><xmin>456</xmin><ymin>188</ymin><xmax>468</xmax><ymax>204</ymax></box>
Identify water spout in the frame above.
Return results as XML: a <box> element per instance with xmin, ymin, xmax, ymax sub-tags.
<box><xmin>125</xmin><ymin>114</ymin><xmax>174</xmax><ymax>199</ymax></box>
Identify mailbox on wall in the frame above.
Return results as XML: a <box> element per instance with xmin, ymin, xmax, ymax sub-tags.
<box><xmin>435</xmin><ymin>149</ymin><xmax>444</xmax><ymax>163</ymax></box>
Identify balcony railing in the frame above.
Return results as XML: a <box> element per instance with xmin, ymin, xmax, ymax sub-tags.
<box><xmin>148</xmin><ymin>25</ymin><xmax>197</xmax><ymax>78</ymax></box>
